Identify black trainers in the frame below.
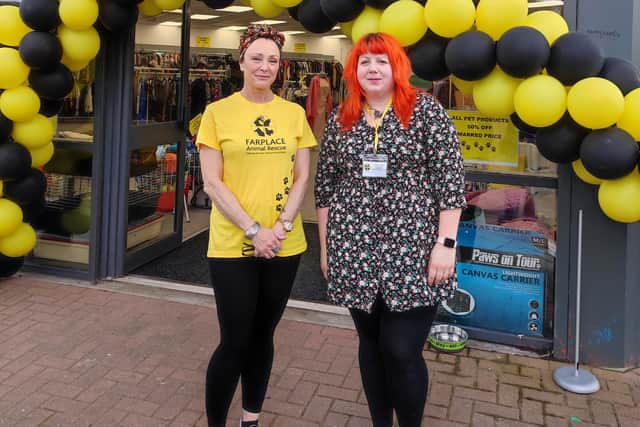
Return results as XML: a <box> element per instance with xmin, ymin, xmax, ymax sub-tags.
<box><xmin>240</xmin><ymin>421</ymin><xmax>259</xmax><ymax>427</ymax></box>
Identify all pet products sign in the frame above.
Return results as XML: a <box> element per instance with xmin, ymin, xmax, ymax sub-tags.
<box><xmin>439</xmin><ymin>222</ymin><xmax>555</xmax><ymax>337</ymax></box>
<box><xmin>448</xmin><ymin>110</ymin><xmax>519</xmax><ymax>166</ymax></box>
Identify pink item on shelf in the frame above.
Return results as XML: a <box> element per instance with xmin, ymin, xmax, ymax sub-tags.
<box><xmin>467</xmin><ymin>187</ymin><xmax>536</xmax><ymax>220</ymax></box>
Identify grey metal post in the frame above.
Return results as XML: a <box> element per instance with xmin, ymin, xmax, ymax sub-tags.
<box><xmin>94</xmin><ymin>26</ymin><xmax>135</xmax><ymax>279</ymax></box>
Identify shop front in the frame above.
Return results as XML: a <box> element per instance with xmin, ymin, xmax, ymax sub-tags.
<box><xmin>12</xmin><ymin>0</ymin><xmax>639</xmax><ymax>368</ymax></box>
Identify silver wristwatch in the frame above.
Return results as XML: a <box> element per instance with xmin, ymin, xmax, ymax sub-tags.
<box><xmin>244</xmin><ymin>222</ymin><xmax>261</xmax><ymax>239</ymax></box>
<box><xmin>278</xmin><ymin>217</ymin><xmax>293</xmax><ymax>232</ymax></box>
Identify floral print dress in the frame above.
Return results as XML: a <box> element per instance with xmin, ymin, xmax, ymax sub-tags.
<box><xmin>315</xmin><ymin>93</ymin><xmax>467</xmax><ymax>313</ymax></box>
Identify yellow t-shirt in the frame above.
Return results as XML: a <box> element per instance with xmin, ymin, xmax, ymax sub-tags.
<box><xmin>197</xmin><ymin>92</ymin><xmax>317</xmax><ymax>258</ymax></box>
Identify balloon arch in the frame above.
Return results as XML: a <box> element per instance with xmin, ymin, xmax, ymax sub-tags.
<box><xmin>1</xmin><ymin>0</ymin><xmax>640</xmax><ymax>277</ymax></box>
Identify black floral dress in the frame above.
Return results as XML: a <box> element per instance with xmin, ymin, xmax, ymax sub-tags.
<box><xmin>315</xmin><ymin>93</ymin><xmax>467</xmax><ymax>313</ymax></box>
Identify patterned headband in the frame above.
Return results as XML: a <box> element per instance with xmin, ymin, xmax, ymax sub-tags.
<box><xmin>239</xmin><ymin>24</ymin><xmax>285</xmax><ymax>59</ymax></box>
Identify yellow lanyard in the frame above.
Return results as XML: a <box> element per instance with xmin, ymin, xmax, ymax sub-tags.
<box><xmin>364</xmin><ymin>98</ymin><xmax>392</xmax><ymax>154</ymax></box>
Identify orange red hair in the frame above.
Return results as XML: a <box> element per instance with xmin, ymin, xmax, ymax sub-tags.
<box><xmin>338</xmin><ymin>33</ymin><xmax>417</xmax><ymax>132</ymax></box>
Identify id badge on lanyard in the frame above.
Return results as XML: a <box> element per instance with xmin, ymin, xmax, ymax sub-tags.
<box><xmin>362</xmin><ymin>153</ymin><xmax>388</xmax><ymax>178</ymax></box>
<box><xmin>362</xmin><ymin>99</ymin><xmax>392</xmax><ymax>179</ymax></box>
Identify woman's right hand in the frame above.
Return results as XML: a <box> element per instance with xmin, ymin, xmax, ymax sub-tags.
<box><xmin>252</xmin><ymin>228</ymin><xmax>283</xmax><ymax>259</ymax></box>
<box><xmin>320</xmin><ymin>247</ymin><xmax>328</xmax><ymax>279</ymax></box>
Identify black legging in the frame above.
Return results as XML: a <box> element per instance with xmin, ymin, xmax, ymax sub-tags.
<box><xmin>350</xmin><ymin>295</ymin><xmax>438</xmax><ymax>427</ymax></box>
<box><xmin>206</xmin><ymin>256</ymin><xmax>301</xmax><ymax>427</ymax></box>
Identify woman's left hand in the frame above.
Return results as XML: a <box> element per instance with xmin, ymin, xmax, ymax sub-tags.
<box><xmin>427</xmin><ymin>244</ymin><xmax>457</xmax><ymax>285</ymax></box>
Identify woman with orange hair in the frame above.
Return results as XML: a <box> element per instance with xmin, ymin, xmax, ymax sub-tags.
<box><xmin>315</xmin><ymin>33</ymin><xmax>466</xmax><ymax>426</ymax></box>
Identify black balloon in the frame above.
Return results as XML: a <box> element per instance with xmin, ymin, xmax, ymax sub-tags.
<box><xmin>0</xmin><ymin>111</ymin><xmax>12</xmax><ymax>142</ymax></box>
<box><xmin>39</xmin><ymin>98</ymin><xmax>64</xmax><ymax>117</ymax></box>
<box><xmin>19</xmin><ymin>0</ymin><xmax>61</xmax><ymax>32</ymax></box>
<box><xmin>288</xmin><ymin>5</ymin><xmax>300</xmax><ymax>21</ymax></box>
<box><xmin>19</xmin><ymin>31</ymin><xmax>63</xmax><ymax>71</ymax></box>
<box><xmin>580</xmin><ymin>128</ymin><xmax>639</xmax><ymax>179</ymax></box>
<box><xmin>510</xmin><ymin>113</ymin><xmax>538</xmax><ymax>135</ymax></box>
<box><xmin>409</xmin><ymin>31</ymin><xmax>450</xmax><ymax>82</ymax></box>
<box><xmin>536</xmin><ymin>114</ymin><xmax>589</xmax><ymax>163</ymax></box>
<box><xmin>0</xmin><ymin>143</ymin><xmax>31</xmax><ymax>181</ymax></box>
<box><xmin>298</xmin><ymin>0</ymin><xmax>336</xmax><ymax>34</ymax></box>
<box><xmin>445</xmin><ymin>30</ymin><xmax>496</xmax><ymax>81</ymax></box>
<box><xmin>599</xmin><ymin>57</ymin><xmax>640</xmax><ymax>96</ymax></box>
<box><xmin>111</xmin><ymin>0</ymin><xmax>144</xmax><ymax>5</ymax></box>
<box><xmin>362</xmin><ymin>0</ymin><xmax>394</xmax><ymax>9</ymax></box>
<box><xmin>0</xmin><ymin>254</ymin><xmax>24</xmax><ymax>278</ymax></box>
<box><xmin>201</xmin><ymin>0</ymin><xmax>234</xmax><ymax>9</ymax></box>
<box><xmin>497</xmin><ymin>26</ymin><xmax>549</xmax><ymax>78</ymax></box>
<box><xmin>3</xmin><ymin>168</ymin><xmax>47</xmax><ymax>205</ymax></box>
<box><xmin>29</xmin><ymin>64</ymin><xmax>75</xmax><ymax>100</ymax></box>
<box><xmin>99</xmin><ymin>0</ymin><xmax>139</xmax><ymax>32</ymax></box>
<box><xmin>320</xmin><ymin>0</ymin><xmax>364</xmax><ymax>23</ymax></box>
<box><xmin>547</xmin><ymin>32</ymin><xmax>605</xmax><ymax>86</ymax></box>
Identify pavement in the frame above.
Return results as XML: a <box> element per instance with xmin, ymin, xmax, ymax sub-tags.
<box><xmin>0</xmin><ymin>273</ymin><xmax>639</xmax><ymax>427</ymax></box>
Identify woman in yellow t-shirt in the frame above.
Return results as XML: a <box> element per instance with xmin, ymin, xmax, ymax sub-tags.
<box><xmin>196</xmin><ymin>25</ymin><xmax>317</xmax><ymax>427</ymax></box>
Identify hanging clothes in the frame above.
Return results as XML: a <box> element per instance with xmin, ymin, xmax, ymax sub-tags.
<box><xmin>306</xmin><ymin>74</ymin><xmax>332</xmax><ymax>141</ymax></box>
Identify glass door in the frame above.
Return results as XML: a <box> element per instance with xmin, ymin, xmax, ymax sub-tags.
<box><xmin>124</xmin><ymin>4</ymin><xmax>190</xmax><ymax>272</ymax></box>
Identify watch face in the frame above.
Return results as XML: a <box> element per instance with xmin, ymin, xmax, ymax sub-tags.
<box><xmin>284</xmin><ymin>222</ymin><xmax>293</xmax><ymax>232</ymax></box>
<box><xmin>444</xmin><ymin>238</ymin><xmax>456</xmax><ymax>248</ymax></box>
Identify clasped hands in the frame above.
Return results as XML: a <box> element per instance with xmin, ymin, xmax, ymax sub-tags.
<box><xmin>251</xmin><ymin>222</ymin><xmax>286</xmax><ymax>259</ymax></box>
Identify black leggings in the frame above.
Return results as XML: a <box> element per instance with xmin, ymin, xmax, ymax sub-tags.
<box><xmin>205</xmin><ymin>256</ymin><xmax>300</xmax><ymax>427</ymax></box>
<box><xmin>350</xmin><ymin>295</ymin><xmax>438</xmax><ymax>427</ymax></box>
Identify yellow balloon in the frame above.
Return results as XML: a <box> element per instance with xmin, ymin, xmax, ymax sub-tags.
<box><xmin>0</xmin><ymin>48</ymin><xmax>30</xmax><ymax>90</ymax></box>
<box><xmin>472</xmin><ymin>67</ymin><xmax>521</xmax><ymax>117</ymax></box>
<box><xmin>153</xmin><ymin>0</ymin><xmax>185</xmax><ymax>11</ymax></box>
<box><xmin>617</xmin><ymin>88</ymin><xmax>640</xmax><ymax>141</ymax></box>
<box><xmin>61</xmin><ymin>55</ymin><xmax>90</xmax><ymax>72</ymax></box>
<box><xmin>59</xmin><ymin>0</ymin><xmax>99</xmax><ymax>30</ymax></box>
<box><xmin>476</xmin><ymin>0</ymin><xmax>528</xmax><ymax>41</ymax></box>
<box><xmin>271</xmin><ymin>0</ymin><xmax>301</xmax><ymax>7</ymax></box>
<box><xmin>138</xmin><ymin>0</ymin><xmax>162</xmax><ymax>16</ymax></box>
<box><xmin>379</xmin><ymin>0</ymin><xmax>427</xmax><ymax>47</ymax></box>
<box><xmin>524</xmin><ymin>11</ymin><xmax>569</xmax><ymax>45</ymax></box>
<box><xmin>568</xmin><ymin>77</ymin><xmax>624</xmax><ymax>129</ymax></box>
<box><xmin>11</xmin><ymin>114</ymin><xmax>55</xmax><ymax>150</ymax></box>
<box><xmin>340</xmin><ymin>20</ymin><xmax>354</xmax><ymax>39</ymax></box>
<box><xmin>351</xmin><ymin>6</ymin><xmax>382</xmax><ymax>44</ymax></box>
<box><xmin>0</xmin><ymin>6</ymin><xmax>32</xmax><ymax>47</ymax></box>
<box><xmin>0</xmin><ymin>222</ymin><xmax>36</xmax><ymax>257</ymax></box>
<box><xmin>514</xmin><ymin>75</ymin><xmax>567</xmax><ymax>127</ymax></box>
<box><xmin>30</xmin><ymin>142</ymin><xmax>56</xmax><ymax>168</ymax></box>
<box><xmin>0</xmin><ymin>199</ymin><xmax>23</xmax><ymax>238</ymax></box>
<box><xmin>424</xmin><ymin>0</ymin><xmax>476</xmax><ymax>38</ymax></box>
<box><xmin>0</xmin><ymin>86</ymin><xmax>41</xmax><ymax>123</ymax></box>
<box><xmin>598</xmin><ymin>170</ymin><xmax>640</xmax><ymax>223</ymax></box>
<box><xmin>251</xmin><ymin>0</ymin><xmax>284</xmax><ymax>19</ymax></box>
<box><xmin>572</xmin><ymin>159</ymin><xmax>603</xmax><ymax>185</ymax></box>
<box><xmin>58</xmin><ymin>25</ymin><xmax>101</xmax><ymax>63</ymax></box>
<box><xmin>451</xmin><ymin>76</ymin><xmax>474</xmax><ymax>95</ymax></box>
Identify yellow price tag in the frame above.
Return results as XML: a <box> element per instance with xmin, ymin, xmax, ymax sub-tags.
<box><xmin>189</xmin><ymin>113</ymin><xmax>203</xmax><ymax>136</ymax></box>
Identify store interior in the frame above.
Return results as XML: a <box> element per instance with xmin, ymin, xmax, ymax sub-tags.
<box><xmin>37</xmin><ymin>1</ymin><xmax>562</xmax><ymax>316</ymax></box>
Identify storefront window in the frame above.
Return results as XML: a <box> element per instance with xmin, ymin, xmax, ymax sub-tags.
<box><xmin>437</xmin><ymin>183</ymin><xmax>557</xmax><ymax>339</ymax></box>
<box><xmin>430</xmin><ymin>75</ymin><xmax>558</xmax><ymax>339</ymax></box>
<box><xmin>29</xmin><ymin>62</ymin><xmax>96</xmax><ymax>269</ymax></box>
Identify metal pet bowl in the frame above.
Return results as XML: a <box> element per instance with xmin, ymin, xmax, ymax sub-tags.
<box><xmin>428</xmin><ymin>324</ymin><xmax>468</xmax><ymax>353</ymax></box>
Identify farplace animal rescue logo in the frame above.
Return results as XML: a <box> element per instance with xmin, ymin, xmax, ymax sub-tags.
<box><xmin>246</xmin><ymin>116</ymin><xmax>287</xmax><ymax>154</ymax></box>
